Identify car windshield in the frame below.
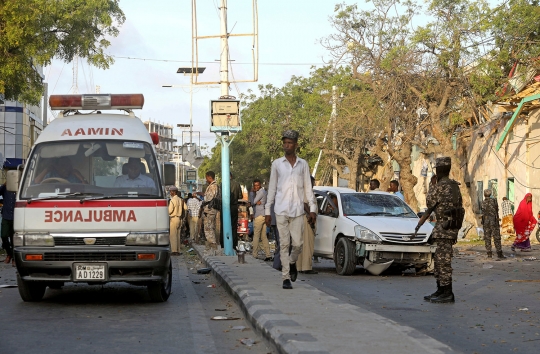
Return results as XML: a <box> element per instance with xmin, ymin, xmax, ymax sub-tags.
<box><xmin>340</xmin><ymin>193</ymin><xmax>417</xmax><ymax>218</ymax></box>
<box><xmin>20</xmin><ymin>140</ymin><xmax>162</xmax><ymax>200</ymax></box>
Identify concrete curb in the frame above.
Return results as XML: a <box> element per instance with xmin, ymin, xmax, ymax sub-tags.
<box><xmin>194</xmin><ymin>246</ymin><xmax>328</xmax><ymax>354</ymax></box>
<box><xmin>193</xmin><ymin>245</ymin><xmax>455</xmax><ymax>354</ymax></box>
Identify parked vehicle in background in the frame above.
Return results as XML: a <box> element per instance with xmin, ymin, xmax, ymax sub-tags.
<box><xmin>11</xmin><ymin>94</ymin><xmax>175</xmax><ymax>302</ymax></box>
<box><xmin>313</xmin><ymin>187</ymin><xmax>435</xmax><ymax>276</ymax></box>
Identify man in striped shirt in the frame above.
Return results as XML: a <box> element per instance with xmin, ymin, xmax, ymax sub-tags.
<box><xmin>187</xmin><ymin>193</ymin><xmax>202</xmax><ymax>241</ymax></box>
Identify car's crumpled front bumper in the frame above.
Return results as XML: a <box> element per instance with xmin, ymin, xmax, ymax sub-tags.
<box><xmin>362</xmin><ymin>243</ymin><xmax>436</xmax><ymax>264</ymax></box>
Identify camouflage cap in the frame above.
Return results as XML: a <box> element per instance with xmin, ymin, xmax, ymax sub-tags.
<box><xmin>282</xmin><ymin>129</ymin><xmax>299</xmax><ymax>141</ymax></box>
<box><xmin>435</xmin><ymin>156</ymin><xmax>451</xmax><ymax>167</ymax></box>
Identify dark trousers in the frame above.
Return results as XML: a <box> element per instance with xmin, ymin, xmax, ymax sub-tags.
<box><xmin>272</xmin><ymin>225</ymin><xmax>282</xmax><ymax>270</ymax></box>
<box><xmin>231</xmin><ymin>205</ymin><xmax>239</xmax><ymax>250</ymax></box>
<box><xmin>1</xmin><ymin>218</ymin><xmax>14</xmax><ymax>257</ymax></box>
<box><xmin>219</xmin><ymin>205</ymin><xmax>239</xmax><ymax>249</ymax></box>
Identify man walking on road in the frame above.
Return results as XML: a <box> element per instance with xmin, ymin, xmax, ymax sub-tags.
<box><xmin>416</xmin><ymin>157</ymin><xmax>464</xmax><ymax>303</ymax></box>
<box><xmin>265</xmin><ymin>130</ymin><xmax>317</xmax><ymax>290</ymax></box>
<box><xmin>251</xmin><ymin>179</ymin><xmax>272</xmax><ymax>261</ymax></box>
<box><xmin>168</xmin><ymin>186</ymin><xmax>184</xmax><ymax>255</ymax></box>
<box><xmin>187</xmin><ymin>193</ymin><xmax>201</xmax><ymax>242</ymax></box>
<box><xmin>482</xmin><ymin>189</ymin><xmax>506</xmax><ymax>260</ymax></box>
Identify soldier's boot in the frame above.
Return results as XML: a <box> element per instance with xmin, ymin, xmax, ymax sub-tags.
<box><xmin>430</xmin><ymin>285</ymin><xmax>455</xmax><ymax>303</ymax></box>
<box><xmin>205</xmin><ymin>241</ymin><xmax>211</xmax><ymax>250</ymax></box>
<box><xmin>486</xmin><ymin>251</ymin><xmax>493</xmax><ymax>259</ymax></box>
<box><xmin>496</xmin><ymin>251</ymin><xmax>506</xmax><ymax>260</ymax></box>
<box><xmin>423</xmin><ymin>281</ymin><xmax>441</xmax><ymax>301</ymax></box>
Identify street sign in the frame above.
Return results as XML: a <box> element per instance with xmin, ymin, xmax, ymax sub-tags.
<box><xmin>186</xmin><ymin>169</ymin><xmax>197</xmax><ymax>183</ymax></box>
<box><xmin>210</xmin><ymin>99</ymin><xmax>241</xmax><ymax>133</ymax></box>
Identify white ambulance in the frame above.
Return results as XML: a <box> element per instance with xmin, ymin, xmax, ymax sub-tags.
<box><xmin>11</xmin><ymin>94</ymin><xmax>175</xmax><ymax>302</ymax></box>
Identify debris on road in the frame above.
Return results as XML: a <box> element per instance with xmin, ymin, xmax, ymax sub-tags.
<box><xmin>207</xmin><ymin>284</ymin><xmax>216</xmax><ymax>288</ymax></box>
<box><xmin>0</xmin><ymin>284</ymin><xmax>17</xmax><ymax>288</ymax></box>
<box><xmin>240</xmin><ymin>338</ymin><xmax>256</xmax><ymax>346</ymax></box>
<box><xmin>482</xmin><ymin>264</ymin><xmax>493</xmax><ymax>269</ymax></box>
<box><xmin>232</xmin><ymin>326</ymin><xmax>247</xmax><ymax>331</ymax></box>
<box><xmin>524</xmin><ymin>257</ymin><xmax>537</xmax><ymax>261</ymax></box>
<box><xmin>197</xmin><ymin>268</ymin><xmax>212</xmax><ymax>274</ymax></box>
<box><xmin>211</xmin><ymin>316</ymin><xmax>240</xmax><ymax>320</ymax></box>
<box><xmin>519</xmin><ymin>308</ymin><xmax>529</xmax><ymax>311</ymax></box>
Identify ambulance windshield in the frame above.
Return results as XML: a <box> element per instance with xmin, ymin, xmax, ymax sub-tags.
<box><xmin>19</xmin><ymin>140</ymin><xmax>163</xmax><ymax>199</ymax></box>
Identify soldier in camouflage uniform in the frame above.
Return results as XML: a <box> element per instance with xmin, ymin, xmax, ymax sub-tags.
<box><xmin>415</xmin><ymin>157</ymin><xmax>463</xmax><ymax>304</ymax></box>
<box><xmin>481</xmin><ymin>189</ymin><xmax>506</xmax><ymax>260</ymax></box>
<box><xmin>202</xmin><ymin>171</ymin><xmax>219</xmax><ymax>250</ymax></box>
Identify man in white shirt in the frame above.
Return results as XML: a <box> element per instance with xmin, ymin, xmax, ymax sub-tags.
<box><xmin>114</xmin><ymin>158</ymin><xmax>156</xmax><ymax>189</ymax></box>
<box><xmin>265</xmin><ymin>130</ymin><xmax>317</xmax><ymax>290</ymax></box>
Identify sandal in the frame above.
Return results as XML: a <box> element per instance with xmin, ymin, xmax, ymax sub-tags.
<box><xmin>3</xmin><ymin>255</ymin><xmax>12</xmax><ymax>264</ymax></box>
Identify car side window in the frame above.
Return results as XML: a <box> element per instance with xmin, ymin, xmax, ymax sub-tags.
<box><xmin>316</xmin><ymin>194</ymin><xmax>326</xmax><ymax>214</ymax></box>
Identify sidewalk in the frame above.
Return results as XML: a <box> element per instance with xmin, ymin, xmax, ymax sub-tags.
<box><xmin>194</xmin><ymin>245</ymin><xmax>455</xmax><ymax>354</ymax></box>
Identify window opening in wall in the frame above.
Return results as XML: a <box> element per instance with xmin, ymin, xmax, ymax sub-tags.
<box><xmin>477</xmin><ymin>181</ymin><xmax>484</xmax><ymax>213</ymax></box>
<box><xmin>507</xmin><ymin>178</ymin><xmax>515</xmax><ymax>213</ymax></box>
<box><xmin>488</xmin><ymin>179</ymin><xmax>498</xmax><ymax>199</ymax></box>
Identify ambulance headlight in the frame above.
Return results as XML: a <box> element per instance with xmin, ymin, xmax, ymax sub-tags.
<box><xmin>24</xmin><ymin>234</ymin><xmax>55</xmax><ymax>247</ymax></box>
<box><xmin>13</xmin><ymin>234</ymin><xmax>24</xmax><ymax>247</ymax></box>
<box><xmin>126</xmin><ymin>233</ymin><xmax>157</xmax><ymax>245</ymax></box>
<box><xmin>157</xmin><ymin>233</ymin><xmax>170</xmax><ymax>246</ymax></box>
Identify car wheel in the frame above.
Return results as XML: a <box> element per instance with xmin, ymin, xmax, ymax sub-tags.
<box><xmin>17</xmin><ymin>273</ymin><xmax>46</xmax><ymax>302</ymax></box>
<box><xmin>148</xmin><ymin>262</ymin><xmax>172</xmax><ymax>302</ymax></box>
<box><xmin>334</xmin><ymin>238</ymin><xmax>357</xmax><ymax>275</ymax></box>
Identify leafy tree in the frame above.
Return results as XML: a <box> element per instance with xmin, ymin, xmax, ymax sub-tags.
<box><xmin>0</xmin><ymin>0</ymin><xmax>125</xmax><ymax>104</ymax></box>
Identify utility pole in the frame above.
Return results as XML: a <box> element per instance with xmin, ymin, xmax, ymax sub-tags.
<box><xmin>217</xmin><ymin>0</ymin><xmax>234</xmax><ymax>256</ymax></box>
<box><xmin>191</xmin><ymin>0</ymin><xmax>258</xmax><ymax>256</ymax></box>
<box><xmin>332</xmin><ymin>86</ymin><xmax>338</xmax><ymax>187</ymax></box>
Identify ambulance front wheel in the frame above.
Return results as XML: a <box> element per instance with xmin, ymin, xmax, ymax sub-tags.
<box><xmin>41</xmin><ymin>177</ymin><xmax>71</xmax><ymax>184</ymax></box>
<box><xmin>148</xmin><ymin>262</ymin><xmax>172</xmax><ymax>302</ymax></box>
<box><xmin>17</xmin><ymin>273</ymin><xmax>46</xmax><ymax>302</ymax></box>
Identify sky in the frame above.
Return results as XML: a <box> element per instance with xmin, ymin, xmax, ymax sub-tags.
<box><xmin>44</xmin><ymin>0</ymin><xmax>340</xmax><ymax>150</ymax></box>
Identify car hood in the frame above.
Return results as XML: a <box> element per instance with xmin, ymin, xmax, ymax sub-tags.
<box><xmin>346</xmin><ymin>215</ymin><xmax>433</xmax><ymax>236</ymax></box>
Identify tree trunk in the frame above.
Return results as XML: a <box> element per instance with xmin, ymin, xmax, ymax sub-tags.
<box><xmin>394</xmin><ymin>141</ymin><xmax>419</xmax><ymax>211</ymax></box>
<box><xmin>428</xmin><ymin>114</ymin><xmax>477</xmax><ymax>227</ymax></box>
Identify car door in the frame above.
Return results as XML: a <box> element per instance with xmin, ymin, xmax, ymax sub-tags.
<box><xmin>314</xmin><ymin>192</ymin><xmax>338</xmax><ymax>257</ymax></box>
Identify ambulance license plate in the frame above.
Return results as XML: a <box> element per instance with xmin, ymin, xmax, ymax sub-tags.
<box><xmin>74</xmin><ymin>263</ymin><xmax>106</xmax><ymax>281</ymax></box>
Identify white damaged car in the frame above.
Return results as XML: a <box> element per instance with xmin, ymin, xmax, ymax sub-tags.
<box><xmin>313</xmin><ymin>187</ymin><xmax>435</xmax><ymax>275</ymax></box>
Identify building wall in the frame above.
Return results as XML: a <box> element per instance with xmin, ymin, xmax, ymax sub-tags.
<box><xmin>0</xmin><ymin>99</ymin><xmax>43</xmax><ymax>165</ymax></box>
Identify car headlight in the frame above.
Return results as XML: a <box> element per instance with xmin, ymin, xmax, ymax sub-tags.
<box><xmin>354</xmin><ymin>225</ymin><xmax>381</xmax><ymax>242</ymax></box>
<box><xmin>24</xmin><ymin>234</ymin><xmax>54</xmax><ymax>247</ymax></box>
<box><xmin>126</xmin><ymin>233</ymin><xmax>158</xmax><ymax>245</ymax></box>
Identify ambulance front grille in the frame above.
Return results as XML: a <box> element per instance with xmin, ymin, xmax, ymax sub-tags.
<box><xmin>53</xmin><ymin>237</ymin><xmax>126</xmax><ymax>246</ymax></box>
<box><xmin>43</xmin><ymin>252</ymin><xmax>137</xmax><ymax>261</ymax></box>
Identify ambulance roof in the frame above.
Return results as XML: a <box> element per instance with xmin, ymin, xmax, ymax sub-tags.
<box><xmin>36</xmin><ymin>113</ymin><xmax>152</xmax><ymax>145</ymax></box>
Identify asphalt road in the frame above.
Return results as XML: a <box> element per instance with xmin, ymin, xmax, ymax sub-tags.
<box><xmin>0</xmin><ymin>248</ymin><xmax>275</xmax><ymax>354</ymax></box>
<box><xmin>301</xmin><ymin>245</ymin><xmax>540</xmax><ymax>354</ymax></box>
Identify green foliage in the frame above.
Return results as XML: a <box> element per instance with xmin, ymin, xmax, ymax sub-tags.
<box><xmin>199</xmin><ymin>67</ymin><xmax>354</xmax><ymax>186</ymax></box>
<box><xmin>0</xmin><ymin>0</ymin><xmax>125</xmax><ymax>104</ymax></box>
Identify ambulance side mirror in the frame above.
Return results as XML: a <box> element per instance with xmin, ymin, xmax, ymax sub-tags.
<box><xmin>6</xmin><ymin>168</ymin><xmax>22</xmax><ymax>192</ymax></box>
<box><xmin>163</xmin><ymin>163</ymin><xmax>175</xmax><ymax>186</ymax></box>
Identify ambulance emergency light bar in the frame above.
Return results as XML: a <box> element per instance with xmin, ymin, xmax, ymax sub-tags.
<box><xmin>49</xmin><ymin>94</ymin><xmax>144</xmax><ymax>110</ymax></box>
